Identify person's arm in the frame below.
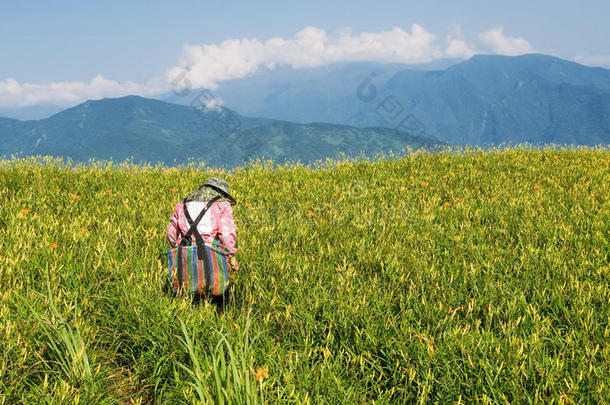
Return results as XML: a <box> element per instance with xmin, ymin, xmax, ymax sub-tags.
<box><xmin>216</xmin><ymin>202</ymin><xmax>237</xmax><ymax>257</ymax></box>
<box><xmin>166</xmin><ymin>203</ymin><xmax>181</xmax><ymax>248</ymax></box>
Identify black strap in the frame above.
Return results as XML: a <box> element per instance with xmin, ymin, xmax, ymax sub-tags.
<box><xmin>180</xmin><ymin>196</ymin><xmax>221</xmax><ymax>250</ymax></box>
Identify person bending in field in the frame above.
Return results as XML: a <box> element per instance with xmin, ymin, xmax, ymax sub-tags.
<box><xmin>166</xmin><ymin>177</ymin><xmax>239</xmax><ymax>312</ymax></box>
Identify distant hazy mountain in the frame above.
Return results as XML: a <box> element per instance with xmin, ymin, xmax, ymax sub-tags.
<box><xmin>163</xmin><ymin>60</ymin><xmax>462</xmax><ymax>125</ymax></box>
<box><xmin>367</xmin><ymin>54</ymin><xmax>610</xmax><ymax>145</ymax></box>
<box><xmin>167</xmin><ymin>54</ymin><xmax>610</xmax><ymax>146</ymax></box>
<box><xmin>0</xmin><ymin>96</ymin><xmax>440</xmax><ymax>167</ymax></box>
<box><xmin>0</xmin><ymin>104</ymin><xmax>65</xmax><ymax>121</ymax></box>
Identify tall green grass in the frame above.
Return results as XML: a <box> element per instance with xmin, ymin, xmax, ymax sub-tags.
<box><xmin>177</xmin><ymin>315</ymin><xmax>262</xmax><ymax>404</ymax></box>
<box><xmin>0</xmin><ymin>148</ymin><xmax>608</xmax><ymax>403</ymax></box>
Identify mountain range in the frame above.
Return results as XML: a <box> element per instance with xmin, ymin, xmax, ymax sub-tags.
<box><xmin>1</xmin><ymin>54</ymin><xmax>609</xmax><ymax>167</ymax></box>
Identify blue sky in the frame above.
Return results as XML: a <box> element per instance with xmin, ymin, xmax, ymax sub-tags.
<box><xmin>1</xmin><ymin>0</ymin><xmax>609</xmax><ymax>107</ymax></box>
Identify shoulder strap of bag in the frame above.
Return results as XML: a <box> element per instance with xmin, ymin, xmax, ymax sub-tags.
<box><xmin>180</xmin><ymin>196</ymin><xmax>221</xmax><ymax>246</ymax></box>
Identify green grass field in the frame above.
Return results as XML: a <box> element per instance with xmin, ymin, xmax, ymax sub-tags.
<box><xmin>1</xmin><ymin>148</ymin><xmax>609</xmax><ymax>403</ymax></box>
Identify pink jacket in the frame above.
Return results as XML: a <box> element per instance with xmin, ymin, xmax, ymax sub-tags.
<box><xmin>166</xmin><ymin>200</ymin><xmax>237</xmax><ymax>255</ymax></box>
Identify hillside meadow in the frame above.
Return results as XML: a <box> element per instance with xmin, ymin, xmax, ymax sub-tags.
<box><xmin>0</xmin><ymin>148</ymin><xmax>609</xmax><ymax>403</ymax></box>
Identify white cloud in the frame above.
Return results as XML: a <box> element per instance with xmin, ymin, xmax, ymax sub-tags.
<box><xmin>168</xmin><ymin>25</ymin><xmax>448</xmax><ymax>89</ymax></box>
<box><xmin>478</xmin><ymin>27</ymin><xmax>534</xmax><ymax>56</ymax></box>
<box><xmin>573</xmin><ymin>54</ymin><xmax>610</xmax><ymax>68</ymax></box>
<box><xmin>444</xmin><ymin>23</ymin><xmax>476</xmax><ymax>59</ymax></box>
<box><xmin>0</xmin><ymin>75</ymin><xmax>165</xmax><ymax>108</ymax></box>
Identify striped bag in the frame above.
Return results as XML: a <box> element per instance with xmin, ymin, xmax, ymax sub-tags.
<box><xmin>165</xmin><ymin>195</ymin><xmax>230</xmax><ymax>296</ymax></box>
<box><xmin>166</xmin><ymin>238</ymin><xmax>230</xmax><ymax>296</ymax></box>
